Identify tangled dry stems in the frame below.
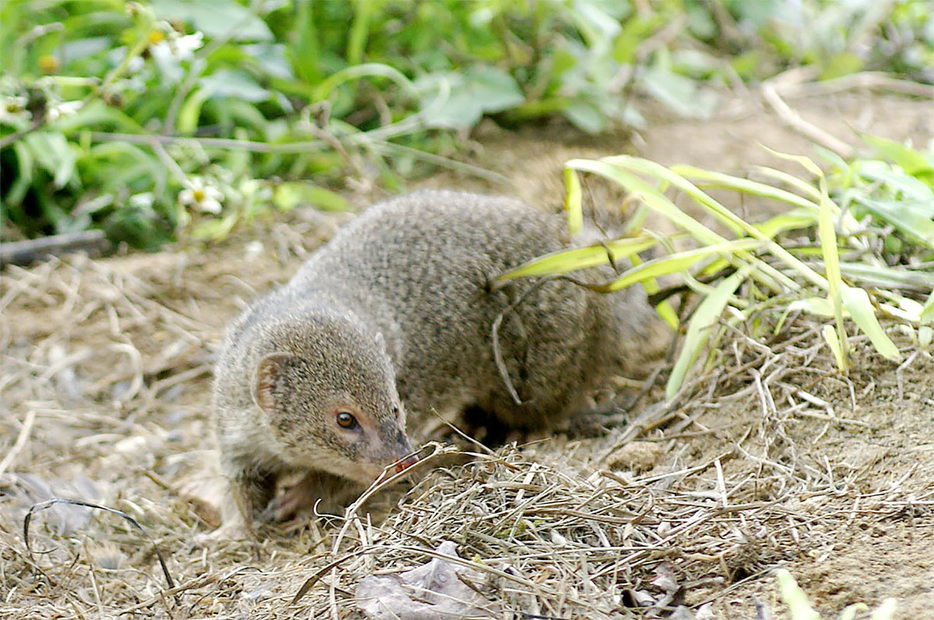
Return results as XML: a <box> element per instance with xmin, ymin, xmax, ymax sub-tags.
<box><xmin>1</xmin><ymin>252</ymin><xmax>931</xmax><ymax>619</ymax></box>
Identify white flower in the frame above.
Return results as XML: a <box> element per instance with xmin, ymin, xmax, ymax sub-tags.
<box><xmin>179</xmin><ymin>182</ymin><xmax>223</xmax><ymax>215</ymax></box>
<box><xmin>173</xmin><ymin>33</ymin><xmax>204</xmax><ymax>60</ymax></box>
<box><xmin>129</xmin><ymin>192</ymin><xmax>154</xmax><ymax>209</ymax></box>
<box><xmin>150</xmin><ymin>30</ymin><xmax>204</xmax><ymax>83</ymax></box>
<box><xmin>47</xmin><ymin>99</ymin><xmax>83</xmax><ymax>121</ymax></box>
<box><xmin>0</xmin><ymin>95</ymin><xmax>29</xmax><ymax>123</ymax></box>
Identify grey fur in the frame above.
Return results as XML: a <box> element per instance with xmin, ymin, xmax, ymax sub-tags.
<box><xmin>213</xmin><ymin>190</ymin><xmax>665</xmax><ymax>524</ymax></box>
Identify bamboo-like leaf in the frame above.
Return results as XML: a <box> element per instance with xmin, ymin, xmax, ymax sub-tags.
<box><xmin>789</xmin><ymin>297</ymin><xmax>835</xmax><ymax>318</ymax></box>
<box><xmin>869</xmin><ymin>598</ymin><xmax>898</xmax><ymax>620</ymax></box>
<box><xmin>675</xmin><ymin>164</ymin><xmax>823</xmax><ymax>212</ymax></box>
<box><xmin>603</xmin><ymin>239</ymin><xmax>763</xmax><ymax>293</ymax></box>
<box><xmin>822</xmin><ymin>324</ymin><xmax>848</xmax><ymax>372</ymax></box>
<box><xmin>921</xmin><ymin>289</ymin><xmax>934</xmax><ymax>325</ymax></box>
<box><xmin>565</xmin><ymin>158</ymin><xmax>725</xmax><ymax>245</ymax></box>
<box><xmin>752</xmin><ymin>165</ymin><xmax>824</xmax><ymax>201</ymax></box>
<box><xmin>840</xmin><ymin>262</ymin><xmax>934</xmax><ymax>291</ymax></box>
<box><xmin>920</xmin><ymin>326</ymin><xmax>932</xmax><ymax>348</ymax></box>
<box><xmin>666</xmin><ymin>268</ymin><xmax>748</xmax><ymax>399</ymax></box>
<box><xmin>564</xmin><ymin>166</ymin><xmax>583</xmax><ymax>237</ymax></box>
<box><xmin>814</xmin><ymin>159</ymin><xmax>849</xmax><ymax>369</ymax></box>
<box><xmin>841</xmin><ymin>286</ymin><xmax>900</xmax><ymax>360</ymax></box>
<box><xmin>863</xmin><ymin>134</ymin><xmax>934</xmax><ymax>178</ymax></box>
<box><xmin>594</xmin><ymin>156</ymin><xmax>823</xmax><ymax>291</ymax></box>
<box><xmin>855</xmin><ymin>197</ymin><xmax>934</xmax><ymax>248</ymax></box>
<box><xmin>755</xmin><ymin>210</ymin><xmax>819</xmax><ymax>239</ymax></box>
<box><xmin>496</xmin><ymin>236</ymin><xmax>658</xmax><ymax>281</ymax></box>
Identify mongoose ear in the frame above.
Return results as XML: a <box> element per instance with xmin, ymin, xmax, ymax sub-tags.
<box><xmin>374</xmin><ymin>331</ymin><xmax>386</xmax><ymax>352</ymax></box>
<box><xmin>253</xmin><ymin>352</ymin><xmax>296</xmax><ymax>412</ymax></box>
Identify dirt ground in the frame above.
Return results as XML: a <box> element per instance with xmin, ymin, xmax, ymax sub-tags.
<box><xmin>1</xmin><ymin>85</ymin><xmax>933</xmax><ymax>619</ymax></box>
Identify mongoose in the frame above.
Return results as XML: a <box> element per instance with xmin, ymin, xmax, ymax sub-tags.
<box><xmin>213</xmin><ymin>190</ymin><xmax>665</xmax><ymax>527</ymax></box>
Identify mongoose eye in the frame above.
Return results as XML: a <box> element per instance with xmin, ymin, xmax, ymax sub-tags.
<box><xmin>335</xmin><ymin>411</ymin><xmax>359</xmax><ymax>430</ymax></box>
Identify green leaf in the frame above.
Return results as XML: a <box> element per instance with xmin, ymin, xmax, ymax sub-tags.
<box><xmin>563</xmin><ymin>167</ymin><xmax>583</xmax><ymax>237</ymax></box>
<box><xmin>638</xmin><ymin>55</ymin><xmax>718</xmax><ymax>118</ymax></box>
<box><xmin>920</xmin><ymin>289</ymin><xmax>934</xmax><ymax>325</ymax></box>
<box><xmin>149</xmin><ymin>0</ymin><xmax>272</xmax><ymax>41</ymax></box>
<box><xmin>417</xmin><ymin>66</ymin><xmax>525</xmax><ymax>130</ymax></box>
<box><xmin>857</xmin><ymin>160</ymin><xmax>933</xmax><ymax>201</ymax></box>
<box><xmin>603</xmin><ymin>239</ymin><xmax>762</xmax><ymax>293</ymax></box>
<box><xmin>841</xmin><ymin>286</ymin><xmax>900</xmax><ymax>361</ymax></box>
<box><xmin>666</xmin><ymin>267</ymin><xmax>748</xmax><ymax>399</ymax></box>
<box><xmin>863</xmin><ymin>135</ymin><xmax>934</xmax><ymax>178</ymax></box>
<box><xmin>200</xmin><ymin>70</ymin><xmax>270</xmax><ymax>102</ymax></box>
<box><xmin>497</xmin><ymin>235</ymin><xmax>659</xmax><ymax>281</ymax></box>
<box><xmin>273</xmin><ymin>182</ymin><xmax>349</xmax><ymax>212</ymax></box>
<box><xmin>564</xmin><ymin>100</ymin><xmax>606</xmax><ymax>134</ymax></box>
<box><xmin>855</xmin><ymin>197</ymin><xmax>934</xmax><ymax>248</ymax></box>
<box><xmin>24</xmin><ymin>132</ymin><xmax>77</xmax><ymax>189</ymax></box>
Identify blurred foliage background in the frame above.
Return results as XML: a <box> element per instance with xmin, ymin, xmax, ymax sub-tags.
<box><xmin>1</xmin><ymin>0</ymin><xmax>932</xmax><ymax>248</ymax></box>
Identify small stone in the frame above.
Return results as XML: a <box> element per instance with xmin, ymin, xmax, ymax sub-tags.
<box><xmin>606</xmin><ymin>441</ymin><xmax>663</xmax><ymax>472</ymax></box>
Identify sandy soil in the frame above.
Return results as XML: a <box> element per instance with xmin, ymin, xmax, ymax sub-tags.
<box><xmin>1</xmin><ymin>86</ymin><xmax>932</xmax><ymax>619</ymax></box>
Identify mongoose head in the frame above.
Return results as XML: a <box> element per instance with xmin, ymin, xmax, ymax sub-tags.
<box><xmin>252</xmin><ymin>311</ymin><xmax>417</xmax><ymax>485</ymax></box>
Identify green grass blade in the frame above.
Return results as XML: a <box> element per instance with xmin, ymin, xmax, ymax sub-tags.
<box><xmin>811</xmin><ymin>156</ymin><xmax>849</xmax><ymax>370</ymax></box>
<box><xmin>496</xmin><ymin>236</ymin><xmax>658</xmax><ymax>281</ymax></box>
<box><xmin>920</xmin><ymin>289</ymin><xmax>934</xmax><ymax>325</ymax></box>
<box><xmin>822</xmin><ymin>324</ymin><xmax>848</xmax><ymax>371</ymax></box>
<box><xmin>564</xmin><ymin>166</ymin><xmax>583</xmax><ymax>237</ymax></box>
<box><xmin>675</xmin><ymin>164</ymin><xmax>823</xmax><ymax>212</ymax></box>
<box><xmin>752</xmin><ymin>165</ymin><xmax>824</xmax><ymax>202</ymax></box>
<box><xmin>855</xmin><ymin>197</ymin><xmax>934</xmax><ymax>248</ymax></box>
<box><xmin>599</xmin><ymin>155</ymin><xmax>827</xmax><ymax>290</ymax></box>
<box><xmin>603</xmin><ymin>239</ymin><xmax>763</xmax><ymax>293</ymax></box>
<box><xmin>841</xmin><ymin>286</ymin><xmax>900</xmax><ymax>361</ymax></box>
<box><xmin>565</xmin><ymin>158</ymin><xmax>726</xmax><ymax>246</ymax></box>
<box><xmin>666</xmin><ymin>267</ymin><xmax>749</xmax><ymax>399</ymax></box>
<box><xmin>312</xmin><ymin>63</ymin><xmax>417</xmax><ymax>102</ymax></box>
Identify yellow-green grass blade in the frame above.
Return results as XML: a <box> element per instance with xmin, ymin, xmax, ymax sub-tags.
<box><xmin>565</xmin><ymin>158</ymin><xmax>726</xmax><ymax>246</ymax></box>
<box><xmin>666</xmin><ymin>267</ymin><xmax>749</xmax><ymax>399</ymax></box>
<box><xmin>597</xmin><ymin>156</ymin><xmax>826</xmax><ymax>291</ymax></box>
<box><xmin>841</xmin><ymin>286</ymin><xmax>900</xmax><ymax>361</ymax></box>
<box><xmin>675</xmin><ymin>164</ymin><xmax>824</xmax><ymax>213</ymax></box>
<box><xmin>755</xmin><ymin>209</ymin><xmax>819</xmax><ymax>240</ymax></box>
<box><xmin>564</xmin><ymin>167</ymin><xmax>584</xmax><ymax>237</ymax></box>
<box><xmin>789</xmin><ymin>296</ymin><xmax>835</xmax><ymax>318</ymax></box>
<box><xmin>810</xmin><ymin>155</ymin><xmax>849</xmax><ymax>370</ymax></box>
<box><xmin>629</xmin><ymin>253</ymin><xmax>680</xmax><ymax>329</ymax></box>
<box><xmin>496</xmin><ymin>235</ymin><xmax>658</xmax><ymax>281</ymax></box>
<box><xmin>567</xmin><ymin>158</ymin><xmax>800</xmax><ymax>294</ymax></box>
<box><xmin>920</xmin><ymin>289</ymin><xmax>934</xmax><ymax>325</ymax></box>
<box><xmin>599</xmin><ymin>239</ymin><xmax>764</xmax><ymax>293</ymax></box>
<box><xmin>822</xmin><ymin>324</ymin><xmax>848</xmax><ymax>373</ymax></box>
<box><xmin>855</xmin><ymin>197</ymin><xmax>934</xmax><ymax>248</ymax></box>
<box><xmin>839</xmin><ymin>262</ymin><xmax>934</xmax><ymax>291</ymax></box>
<box><xmin>752</xmin><ymin>165</ymin><xmax>824</xmax><ymax>202</ymax></box>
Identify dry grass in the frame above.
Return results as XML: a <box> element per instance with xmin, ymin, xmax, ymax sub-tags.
<box><xmin>1</xmin><ymin>237</ymin><xmax>932</xmax><ymax>619</ymax></box>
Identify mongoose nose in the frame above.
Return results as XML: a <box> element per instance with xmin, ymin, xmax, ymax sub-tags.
<box><xmin>394</xmin><ymin>454</ymin><xmax>419</xmax><ymax>473</ymax></box>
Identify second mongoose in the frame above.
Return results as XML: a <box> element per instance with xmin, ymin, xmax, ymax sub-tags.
<box><xmin>213</xmin><ymin>190</ymin><xmax>665</xmax><ymax>527</ymax></box>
